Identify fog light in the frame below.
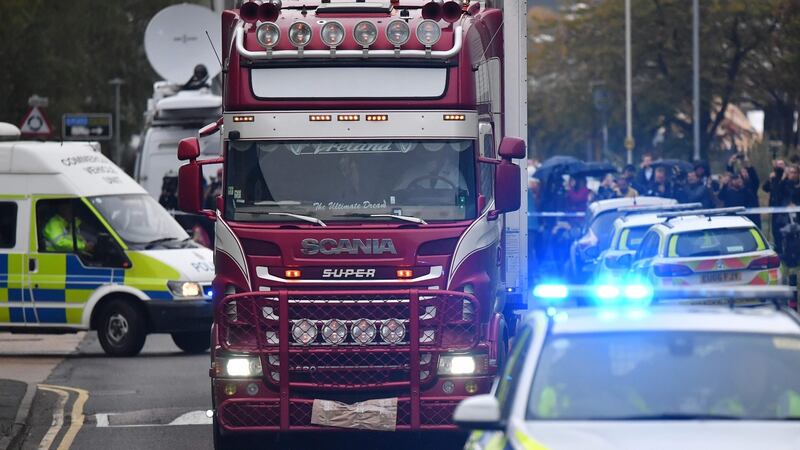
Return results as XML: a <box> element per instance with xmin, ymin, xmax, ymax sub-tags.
<box><xmin>288</xmin><ymin>21</ymin><xmax>312</xmax><ymax>48</ymax></box>
<box><xmin>292</xmin><ymin>319</ymin><xmax>318</xmax><ymax>345</ymax></box>
<box><xmin>322</xmin><ymin>319</ymin><xmax>347</xmax><ymax>345</ymax></box>
<box><xmin>246</xmin><ymin>383</ymin><xmax>259</xmax><ymax>396</ymax></box>
<box><xmin>416</xmin><ymin>20</ymin><xmax>441</xmax><ymax>47</ymax></box>
<box><xmin>465</xmin><ymin>381</ymin><xmax>478</xmax><ymax>394</ymax></box>
<box><xmin>224</xmin><ymin>384</ymin><xmax>237</xmax><ymax>396</ymax></box>
<box><xmin>256</xmin><ymin>22</ymin><xmax>280</xmax><ymax>48</ymax></box>
<box><xmin>351</xmin><ymin>318</ymin><xmax>377</xmax><ymax>345</ymax></box>
<box><xmin>442</xmin><ymin>381</ymin><xmax>455</xmax><ymax>394</ymax></box>
<box><xmin>320</xmin><ymin>21</ymin><xmax>345</xmax><ymax>47</ymax></box>
<box><xmin>386</xmin><ymin>19</ymin><xmax>410</xmax><ymax>46</ymax></box>
<box><xmin>380</xmin><ymin>318</ymin><xmax>406</xmax><ymax>344</ymax></box>
<box><xmin>353</xmin><ymin>21</ymin><xmax>378</xmax><ymax>47</ymax></box>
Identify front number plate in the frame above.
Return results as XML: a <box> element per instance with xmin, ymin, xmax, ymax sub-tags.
<box><xmin>311</xmin><ymin>398</ymin><xmax>398</xmax><ymax>431</ymax></box>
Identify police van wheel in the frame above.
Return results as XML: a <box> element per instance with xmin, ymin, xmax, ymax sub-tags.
<box><xmin>97</xmin><ymin>299</ymin><xmax>147</xmax><ymax>357</ymax></box>
<box><xmin>171</xmin><ymin>331</ymin><xmax>210</xmax><ymax>354</ymax></box>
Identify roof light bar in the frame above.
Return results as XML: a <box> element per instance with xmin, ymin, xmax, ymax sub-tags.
<box><xmin>232</xmin><ymin>115</ymin><xmax>255</xmax><ymax>123</ymax></box>
<box><xmin>309</xmin><ymin>114</ymin><xmax>332</xmax><ymax>122</ymax></box>
<box><xmin>337</xmin><ymin>114</ymin><xmax>360</xmax><ymax>122</ymax></box>
<box><xmin>443</xmin><ymin>114</ymin><xmax>466</xmax><ymax>121</ymax></box>
<box><xmin>366</xmin><ymin>114</ymin><xmax>389</xmax><ymax>122</ymax></box>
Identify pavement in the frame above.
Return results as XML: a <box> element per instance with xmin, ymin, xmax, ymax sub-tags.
<box><xmin>0</xmin><ymin>332</ymin><xmax>86</xmax><ymax>450</ymax></box>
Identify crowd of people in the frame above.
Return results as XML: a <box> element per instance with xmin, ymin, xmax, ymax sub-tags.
<box><xmin>527</xmin><ymin>151</ymin><xmax>800</xmax><ymax>267</ymax></box>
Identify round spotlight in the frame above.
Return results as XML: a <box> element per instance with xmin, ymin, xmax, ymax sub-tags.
<box><xmin>380</xmin><ymin>318</ymin><xmax>406</xmax><ymax>344</ymax></box>
<box><xmin>386</xmin><ymin>20</ymin><xmax>410</xmax><ymax>46</ymax></box>
<box><xmin>291</xmin><ymin>319</ymin><xmax>318</xmax><ymax>345</ymax></box>
<box><xmin>321</xmin><ymin>319</ymin><xmax>347</xmax><ymax>345</ymax></box>
<box><xmin>256</xmin><ymin>22</ymin><xmax>280</xmax><ymax>49</ymax></box>
<box><xmin>288</xmin><ymin>21</ymin><xmax>312</xmax><ymax>48</ymax></box>
<box><xmin>351</xmin><ymin>318</ymin><xmax>377</xmax><ymax>345</ymax></box>
<box><xmin>353</xmin><ymin>21</ymin><xmax>378</xmax><ymax>47</ymax></box>
<box><xmin>416</xmin><ymin>20</ymin><xmax>441</xmax><ymax>47</ymax></box>
<box><xmin>320</xmin><ymin>21</ymin><xmax>345</xmax><ymax>47</ymax></box>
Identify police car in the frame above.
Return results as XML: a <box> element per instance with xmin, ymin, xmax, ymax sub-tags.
<box><xmin>569</xmin><ymin>197</ymin><xmax>677</xmax><ymax>281</ymax></box>
<box><xmin>627</xmin><ymin>208</ymin><xmax>782</xmax><ymax>287</ymax></box>
<box><xmin>0</xmin><ymin>123</ymin><xmax>214</xmax><ymax>356</ymax></box>
<box><xmin>455</xmin><ymin>285</ymin><xmax>800</xmax><ymax>450</ymax></box>
<box><xmin>595</xmin><ymin>203</ymin><xmax>702</xmax><ymax>281</ymax></box>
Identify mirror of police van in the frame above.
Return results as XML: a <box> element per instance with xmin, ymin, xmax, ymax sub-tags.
<box><xmin>79</xmin><ymin>232</ymin><xmax>131</xmax><ymax>269</ymax></box>
<box><xmin>453</xmin><ymin>394</ymin><xmax>505</xmax><ymax>431</ymax></box>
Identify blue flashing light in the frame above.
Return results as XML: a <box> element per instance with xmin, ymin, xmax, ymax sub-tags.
<box><xmin>204</xmin><ymin>288</ymin><xmax>214</xmax><ymax>298</ymax></box>
<box><xmin>624</xmin><ymin>284</ymin><xmax>652</xmax><ymax>302</ymax></box>
<box><xmin>595</xmin><ymin>285</ymin><xmax>621</xmax><ymax>301</ymax></box>
<box><xmin>533</xmin><ymin>284</ymin><xmax>568</xmax><ymax>300</ymax></box>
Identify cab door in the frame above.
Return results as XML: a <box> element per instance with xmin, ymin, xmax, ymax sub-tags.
<box><xmin>29</xmin><ymin>197</ymin><xmax>120</xmax><ymax>326</ymax></box>
<box><xmin>0</xmin><ymin>198</ymin><xmax>28</xmax><ymax>325</ymax></box>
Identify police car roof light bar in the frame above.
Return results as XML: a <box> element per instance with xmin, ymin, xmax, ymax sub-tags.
<box><xmin>657</xmin><ymin>206</ymin><xmax>746</xmax><ymax>220</ymax></box>
<box><xmin>619</xmin><ymin>202</ymin><xmax>702</xmax><ymax>219</ymax></box>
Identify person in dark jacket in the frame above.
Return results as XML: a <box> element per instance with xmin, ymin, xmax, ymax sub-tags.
<box><xmin>679</xmin><ymin>171</ymin><xmax>716</xmax><ymax>208</ymax></box>
<box><xmin>643</xmin><ymin>166</ymin><xmax>675</xmax><ymax>199</ymax></box>
<box><xmin>633</xmin><ymin>153</ymin><xmax>654</xmax><ymax>192</ymax></box>
<box><xmin>726</xmin><ymin>153</ymin><xmax>760</xmax><ymax>196</ymax></box>
<box><xmin>763</xmin><ymin>161</ymin><xmax>800</xmax><ymax>252</ymax></box>
<box><xmin>718</xmin><ymin>173</ymin><xmax>760</xmax><ymax>228</ymax></box>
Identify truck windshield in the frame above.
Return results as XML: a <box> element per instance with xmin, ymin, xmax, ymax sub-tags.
<box><xmin>225</xmin><ymin>140</ymin><xmax>477</xmax><ymax>223</ymax></box>
<box><xmin>88</xmin><ymin>194</ymin><xmax>190</xmax><ymax>249</ymax></box>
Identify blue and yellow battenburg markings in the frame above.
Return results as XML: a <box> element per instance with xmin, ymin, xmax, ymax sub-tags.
<box><xmin>1</xmin><ymin>251</ymin><xmax>180</xmax><ymax>325</ymax></box>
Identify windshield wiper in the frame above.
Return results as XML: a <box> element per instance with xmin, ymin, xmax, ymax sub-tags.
<box><xmin>144</xmin><ymin>237</ymin><xmax>181</xmax><ymax>249</ymax></box>
<box><xmin>601</xmin><ymin>413</ymin><xmax>742</xmax><ymax>421</ymax></box>
<box><xmin>268</xmin><ymin>212</ymin><xmax>327</xmax><ymax>227</ymax></box>
<box><xmin>334</xmin><ymin>213</ymin><xmax>427</xmax><ymax>225</ymax></box>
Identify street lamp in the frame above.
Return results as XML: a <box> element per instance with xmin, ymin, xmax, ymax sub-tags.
<box><xmin>624</xmin><ymin>0</ymin><xmax>634</xmax><ymax>164</ymax></box>
<box><xmin>692</xmin><ymin>0</ymin><xmax>700</xmax><ymax>161</ymax></box>
<box><xmin>108</xmin><ymin>77</ymin><xmax>125</xmax><ymax>165</ymax></box>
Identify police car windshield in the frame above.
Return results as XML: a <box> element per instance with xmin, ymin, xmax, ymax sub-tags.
<box><xmin>89</xmin><ymin>194</ymin><xmax>189</xmax><ymax>248</ymax></box>
<box><xmin>224</xmin><ymin>140</ymin><xmax>477</xmax><ymax>223</ymax></box>
<box><xmin>528</xmin><ymin>331</ymin><xmax>800</xmax><ymax>421</ymax></box>
<box><xmin>671</xmin><ymin>228</ymin><xmax>761</xmax><ymax>257</ymax></box>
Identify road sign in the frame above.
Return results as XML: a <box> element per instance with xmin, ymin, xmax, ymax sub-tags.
<box><xmin>19</xmin><ymin>106</ymin><xmax>53</xmax><ymax>138</ymax></box>
<box><xmin>62</xmin><ymin>113</ymin><xmax>113</xmax><ymax>141</ymax></box>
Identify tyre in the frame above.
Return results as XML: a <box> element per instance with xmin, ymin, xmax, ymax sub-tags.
<box><xmin>171</xmin><ymin>331</ymin><xmax>210</xmax><ymax>354</ymax></box>
<box><xmin>213</xmin><ymin>418</ymin><xmax>237</xmax><ymax>450</ymax></box>
<box><xmin>97</xmin><ymin>298</ymin><xmax>147</xmax><ymax>357</ymax></box>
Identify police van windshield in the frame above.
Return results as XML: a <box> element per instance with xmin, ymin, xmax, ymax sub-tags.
<box><xmin>89</xmin><ymin>194</ymin><xmax>190</xmax><ymax>249</ymax></box>
<box><xmin>528</xmin><ymin>331</ymin><xmax>800</xmax><ymax>421</ymax></box>
<box><xmin>225</xmin><ymin>140</ymin><xmax>477</xmax><ymax>223</ymax></box>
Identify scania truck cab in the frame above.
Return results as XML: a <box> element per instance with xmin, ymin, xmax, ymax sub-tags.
<box><xmin>176</xmin><ymin>0</ymin><xmax>529</xmax><ymax>445</ymax></box>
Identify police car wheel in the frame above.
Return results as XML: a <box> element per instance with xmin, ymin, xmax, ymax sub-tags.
<box><xmin>171</xmin><ymin>331</ymin><xmax>210</xmax><ymax>354</ymax></box>
<box><xmin>97</xmin><ymin>299</ymin><xmax>147</xmax><ymax>357</ymax></box>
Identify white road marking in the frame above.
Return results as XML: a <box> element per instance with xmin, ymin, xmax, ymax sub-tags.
<box><xmin>93</xmin><ymin>410</ymin><xmax>212</xmax><ymax>428</ymax></box>
<box><xmin>36</xmin><ymin>386</ymin><xmax>68</xmax><ymax>450</ymax></box>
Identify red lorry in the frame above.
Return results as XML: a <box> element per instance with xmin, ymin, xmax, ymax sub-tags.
<box><xmin>176</xmin><ymin>0</ymin><xmax>529</xmax><ymax>446</ymax></box>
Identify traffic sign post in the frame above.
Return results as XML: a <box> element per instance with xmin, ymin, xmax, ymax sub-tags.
<box><xmin>62</xmin><ymin>113</ymin><xmax>113</xmax><ymax>141</ymax></box>
<box><xmin>19</xmin><ymin>106</ymin><xmax>54</xmax><ymax>139</ymax></box>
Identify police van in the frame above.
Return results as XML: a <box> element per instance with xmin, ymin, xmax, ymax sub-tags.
<box><xmin>0</xmin><ymin>123</ymin><xmax>214</xmax><ymax>356</ymax></box>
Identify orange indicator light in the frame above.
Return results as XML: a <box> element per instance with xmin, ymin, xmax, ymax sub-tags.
<box><xmin>285</xmin><ymin>269</ymin><xmax>302</xmax><ymax>279</ymax></box>
<box><xmin>443</xmin><ymin>114</ymin><xmax>466</xmax><ymax>121</ymax></box>
<box><xmin>309</xmin><ymin>115</ymin><xmax>332</xmax><ymax>122</ymax></box>
<box><xmin>232</xmin><ymin>115</ymin><xmax>255</xmax><ymax>122</ymax></box>
<box><xmin>366</xmin><ymin>114</ymin><xmax>389</xmax><ymax>122</ymax></box>
<box><xmin>397</xmin><ymin>269</ymin><xmax>414</xmax><ymax>279</ymax></box>
<box><xmin>337</xmin><ymin>114</ymin><xmax>360</xmax><ymax>122</ymax></box>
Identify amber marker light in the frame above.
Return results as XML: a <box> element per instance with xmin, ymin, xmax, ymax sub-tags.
<box><xmin>285</xmin><ymin>269</ymin><xmax>302</xmax><ymax>279</ymax></box>
<box><xmin>337</xmin><ymin>114</ymin><xmax>360</xmax><ymax>122</ymax></box>
<box><xmin>309</xmin><ymin>115</ymin><xmax>332</xmax><ymax>121</ymax></box>
<box><xmin>443</xmin><ymin>114</ymin><xmax>466</xmax><ymax>121</ymax></box>
<box><xmin>397</xmin><ymin>269</ymin><xmax>414</xmax><ymax>279</ymax></box>
<box><xmin>366</xmin><ymin>114</ymin><xmax>389</xmax><ymax>122</ymax></box>
<box><xmin>232</xmin><ymin>115</ymin><xmax>255</xmax><ymax>122</ymax></box>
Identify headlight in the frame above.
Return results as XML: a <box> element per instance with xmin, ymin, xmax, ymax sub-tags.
<box><xmin>256</xmin><ymin>22</ymin><xmax>280</xmax><ymax>48</ymax></box>
<box><xmin>386</xmin><ymin>20</ymin><xmax>410</xmax><ymax>46</ymax></box>
<box><xmin>380</xmin><ymin>318</ymin><xmax>406</xmax><ymax>344</ymax></box>
<box><xmin>321</xmin><ymin>21</ymin><xmax>345</xmax><ymax>47</ymax></box>
<box><xmin>353</xmin><ymin>21</ymin><xmax>378</xmax><ymax>47</ymax></box>
<box><xmin>288</xmin><ymin>21</ymin><xmax>312</xmax><ymax>48</ymax></box>
<box><xmin>416</xmin><ymin>20</ymin><xmax>441</xmax><ymax>47</ymax></box>
<box><xmin>167</xmin><ymin>281</ymin><xmax>202</xmax><ymax>298</ymax></box>
<box><xmin>217</xmin><ymin>355</ymin><xmax>263</xmax><ymax>378</ymax></box>
<box><xmin>437</xmin><ymin>354</ymin><xmax>488</xmax><ymax>375</ymax></box>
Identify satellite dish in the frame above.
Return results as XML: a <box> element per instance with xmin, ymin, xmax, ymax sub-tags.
<box><xmin>144</xmin><ymin>4</ymin><xmax>221</xmax><ymax>84</ymax></box>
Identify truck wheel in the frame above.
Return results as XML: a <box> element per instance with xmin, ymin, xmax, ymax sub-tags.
<box><xmin>97</xmin><ymin>298</ymin><xmax>147</xmax><ymax>357</ymax></box>
<box><xmin>171</xmin><ymin>331</ymin><xmax>210</xmax><ymax>354</ymax></box>
<box><xmin>213</xmin><ymin>418</ymin><xmax>237</xmax><ymax>450</ymax></box>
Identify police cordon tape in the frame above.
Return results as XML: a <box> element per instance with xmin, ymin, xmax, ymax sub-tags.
<box><xmin>528</xmin><ymin>205</ymin><xmax>800</xmax><ymax>218</ymax></box>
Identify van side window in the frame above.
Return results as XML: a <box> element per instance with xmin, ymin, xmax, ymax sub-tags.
<box><xmin>636</xmin><ymin>232</ymin><xmax>660</xmax><ymax>260</ymax></box>
<box><xmin>0</xmin><ymin>202</ymin><xmax>17</xmax><ymax>248</ymax></box>
<box><xmin>36</xmin><ymin>199</ymin><xmax>101</xmax><ymax>254</ymax></box>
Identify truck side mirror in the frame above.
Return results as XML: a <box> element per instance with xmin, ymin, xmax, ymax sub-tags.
<box><xmin>178</xmin><ymin>137</ymin><xmax>201</xmax><ymax>161</ymax></box>
<box><xmin>491</xmin><ymin>160</ymin><xmax>521</xmax><ymax>217</ymax></box>
<box><xmin>178</xmin><ymin>161</ymin><xmax>206</xmax><ymax>216</ymax></box>
<box><xmin>498</xmin><ymin>137</ymin><xmax>526</xmax><ymax>160</ymax></box>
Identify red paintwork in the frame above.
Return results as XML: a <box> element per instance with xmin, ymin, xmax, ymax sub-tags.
<box><xmin>210</xmin><ymin>2</ymin><xmax>509</xmax><ymax>434</ymax></box>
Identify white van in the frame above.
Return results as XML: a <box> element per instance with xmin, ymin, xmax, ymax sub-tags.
<box><xmin>0</xmin><ymin>124</ymin><xmax>214</xmax><ymax>356</ymax></box>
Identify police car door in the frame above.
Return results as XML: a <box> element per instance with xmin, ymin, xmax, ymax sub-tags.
<box><xmin>29</xmin><ymin>197</ymin><xmax>115</xmax><ymax>326</ymax></box>
<box><xmin>0</xmin><ymin>198</ymin><xmax>27</xmax><ymax>325</ymax></box>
